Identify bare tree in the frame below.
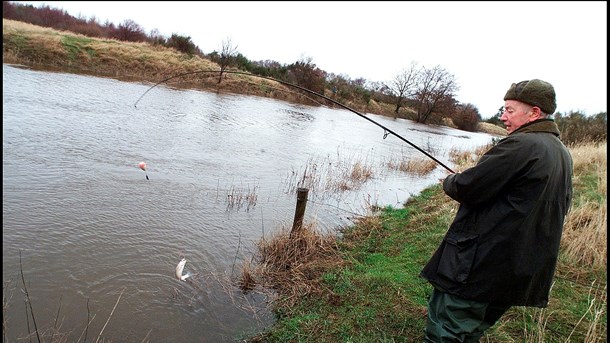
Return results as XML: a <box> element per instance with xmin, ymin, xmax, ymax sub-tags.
<box><xmin>218</xmin><ymin>37</ymin><xmax>238</xmax><ymax>83</ymax></box>
<box><xmin>413</xmin><ymin>65</ymin><xmax>459</xmax><ymax>124</ymax></box>
<box><xmin>389</xmin><ymin>62</ymin><xmax>420</xmax><ymax>114</ymax></box>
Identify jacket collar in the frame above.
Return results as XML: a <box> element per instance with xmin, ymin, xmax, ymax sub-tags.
<box><xmin>510</xmin><ymin>119</ymin><xmax>560</xmax><ymax>136</ymax></box>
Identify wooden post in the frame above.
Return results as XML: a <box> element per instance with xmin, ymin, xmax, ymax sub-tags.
<box><xmin>290</xmin><ymin>188</ymin><xmax>309</xmax><ymax>237</ymax></box>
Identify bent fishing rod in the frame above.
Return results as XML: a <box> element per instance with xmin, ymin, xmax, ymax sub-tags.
<box><xmin>134</xmin><ymin>69</ymin><xmax>455</xmax><ymax>174</ymax></box>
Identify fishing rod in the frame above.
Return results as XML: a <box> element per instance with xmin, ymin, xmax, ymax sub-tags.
<box><xmin>134</xmin><ymin>69</ymin><xmax>455</xmax><ymax>174</ymax></box>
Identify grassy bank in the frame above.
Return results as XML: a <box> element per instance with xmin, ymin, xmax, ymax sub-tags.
<box><xmin>244</xmin><ymin>141</ymin><xmax>606</xmax><ymax>342</ymax></box>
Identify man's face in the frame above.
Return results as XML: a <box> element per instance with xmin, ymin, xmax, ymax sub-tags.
<box><xmin>500</xmin><ymin>100</ymin><xmax>536</xmax><ymax>133</ymax></box>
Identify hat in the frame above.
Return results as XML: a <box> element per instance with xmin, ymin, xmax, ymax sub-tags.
<box><xmin>503</xmin><ymin>79</ymin><xmax>556</xmax><ymax>114</ymax></box>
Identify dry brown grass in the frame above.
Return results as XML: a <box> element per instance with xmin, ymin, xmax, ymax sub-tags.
<box><xmin>238</xmin><ymin>259</ymin><xmax>257</xmax><ymax>292</ymax></box>
<box><xmin>477</xmin><ymin>122</ymin><xmax>507</xmax><ymax>136</ymax></box>
<box><xmin>387</xmin><ymin>157</ymin><xmax>438</xmax><ymax>175</ymax></box>
<box><xmin>241</xmin><ymin>223</ymin><xmax>345</xmax><ymax>308</ymax></box>
<box><xmin>562</xmin><ymin>202</ymin><xmax>607</xmax><ymax>268</ymax></box>
<box><xmin>330</xmin><ymin>160</ymin><xmax>375</xmax><ymax>191</ymax></box>
<box><xmin>350</xmin><ymin>161</ymin><xmax>374</xmax><ymax>182</ymax></box>
<box><xmin>561</xmin><ymin>142</ymin><xmax>607</xmax><ymax>268</ymax></box>
<box><xmin>448</xmin><ymin>144</ymin><xmax>489</xmax><ymax>171</ymax></box>
<box><xmin>570</xmin><ymin>142</ymin><xmax>607</xmax><ymax>181</ymax></box>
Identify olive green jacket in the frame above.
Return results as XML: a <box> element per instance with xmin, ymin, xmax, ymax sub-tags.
<box><xmin>421</xmin><ymin>119</ymin><xmax>573</xmax><ymax>307</ymax></box>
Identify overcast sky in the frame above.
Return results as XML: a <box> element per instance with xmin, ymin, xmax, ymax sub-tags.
<box><xmin>14</xmin><ymin>1</ymin><xmax>607</xmax><ymax>118</ymax></box>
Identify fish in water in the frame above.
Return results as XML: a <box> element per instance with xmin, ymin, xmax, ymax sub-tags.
<box><xmin>175</xmin><ymin>258</ymin><xmax>190</xmax><ymax>281</ymax></box>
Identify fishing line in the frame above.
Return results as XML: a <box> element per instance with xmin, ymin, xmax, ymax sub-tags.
<box><xmin>134</xmin><ymin>69</ymin><xmax>455</xmax><ymax>173</ymax></box>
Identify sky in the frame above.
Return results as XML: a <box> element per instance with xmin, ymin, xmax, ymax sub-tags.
<box><xmin>14</xmin><ymin>1</ymin><xmax>607</xmax><ymax>118</ymax></box>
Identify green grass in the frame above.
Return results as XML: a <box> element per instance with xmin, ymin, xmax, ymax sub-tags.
<box><xmin>61</xmin><ymin>35</ymin><xmax>95</xmax><ymax>61</ymax></box>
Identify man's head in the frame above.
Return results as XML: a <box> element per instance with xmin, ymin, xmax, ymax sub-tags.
<box><xmin>501</xmin><ymin>79</ymin><xmax>556</xmax><ymax>133</ymax></box>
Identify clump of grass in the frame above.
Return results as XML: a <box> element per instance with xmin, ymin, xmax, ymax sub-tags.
<box><xmin>387</xmin><ymin>157</ymin><xmax>437</xmax><ymax>175</ymax></box>
<box><xmin>327</xmin><ymin>159</ymin><xmax>375</xmax><ymax>192</ymax></box>
<box><xmin>448</xmin><ymin>147</ymin><xmax>475</xmax><ymax>167</ymax></box>
<box><xmin>242</xmin><ymin>222</ymin><xmax>344</xmax><ymax>308</ymax></box>
<box><xmin>349</xmin><ymin>161</ymin><xmax>373</xmax><ymax>183</ymax></box>
<box><xmin>238</xmin><ymin>258</ymin><xmax>257</xmax><ymax>292</ymax></box>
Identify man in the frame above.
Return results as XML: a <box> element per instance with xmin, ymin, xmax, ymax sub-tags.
<box><xmin>420</xmin><ymin>79</ymin><xmax>573</xmax><ymax>342</ymax></box>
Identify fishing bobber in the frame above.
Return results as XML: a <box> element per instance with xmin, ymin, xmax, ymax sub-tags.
<box><xmin>138</xmin><ymin>161</ymin><xmax>149</xmax><ymax>180</ymax></box>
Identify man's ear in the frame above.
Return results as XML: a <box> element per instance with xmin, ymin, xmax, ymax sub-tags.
<box><xmin>530</xmin><ymin>106</ymin><xmax>543</xmax><ymax>121</ymax></box>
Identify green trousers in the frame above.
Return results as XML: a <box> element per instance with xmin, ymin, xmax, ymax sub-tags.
<box><xmin>423</xmin><ymin>288</ymin><xmax>510</xmax><ymax>342</ymax></box>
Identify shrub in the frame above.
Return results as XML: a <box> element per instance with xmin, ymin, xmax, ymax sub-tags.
<box><xmin>451</xmin><ymin>103</ymin><xmax>481</xmax><ymax>132</ymax></box>
<box><xmin>555</xmin><ymin>111</ymin><xmax>607</xmax><ymax>144</ymax></box>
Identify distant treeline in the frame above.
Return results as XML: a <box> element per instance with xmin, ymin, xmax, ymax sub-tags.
<box><xmin>3</xmin><ymin>1</ymin><xmax>606</xmax><ymax>141</ymax></box>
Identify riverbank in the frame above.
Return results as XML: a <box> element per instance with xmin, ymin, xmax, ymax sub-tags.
<box><xmin>244</xmin><ymin>141</ymin><xmax>606</xmax><ymax>342</ymax></box>
<box><xmin>2</xmin><ymin>18</ymin><xmax>507</xmax><ymax>137</ymax></box>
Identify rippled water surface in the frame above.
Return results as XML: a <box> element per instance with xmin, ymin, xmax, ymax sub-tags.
<box><xmin>3</xmin><ymin>64</ymin><xmax>496</xmax><ymax>341</ymax></box>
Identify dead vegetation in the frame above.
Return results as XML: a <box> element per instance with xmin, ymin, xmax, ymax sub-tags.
<box><xmin>238</xmin><ymin>222</ymin><xmax>345</xmax><ymax>308</ymax></box>
<box><xmin>561</xmin><ymin>142</ymin><xmax>607</xmax><ymax>268</ymax></box>
<box><xmin>386</xmin><ymin>157</ymin><xmax>438</xmax><ymax>175</ymax></box>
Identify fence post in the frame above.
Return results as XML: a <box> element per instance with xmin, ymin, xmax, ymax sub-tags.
<box><xmin>290</xmin><ymin>187</ymin><xmax>309</xmax><ymax>237</ymax></box>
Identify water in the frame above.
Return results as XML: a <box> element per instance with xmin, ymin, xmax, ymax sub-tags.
<box><xmin>2</xmin><ymin>64</ymin><xmax>496</xmax><ymax>342</ymax></box>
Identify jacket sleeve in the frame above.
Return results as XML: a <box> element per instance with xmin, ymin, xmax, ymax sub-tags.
<box><xmin>443</xmin><ymin>136</ymin><xmax>530</xmax><ymax>206</ymax></box>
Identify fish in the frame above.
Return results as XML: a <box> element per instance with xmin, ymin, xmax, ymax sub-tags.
<box><xmin>175</xmin><ymin>258</ymin><xmax>190</xmax><ymax>281</ymax></box>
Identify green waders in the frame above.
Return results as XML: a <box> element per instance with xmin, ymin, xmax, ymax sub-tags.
<box><xmin>423</xmin><ymin>288</ymin><xmax>510</xmax><ymax>342</ymax></box>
